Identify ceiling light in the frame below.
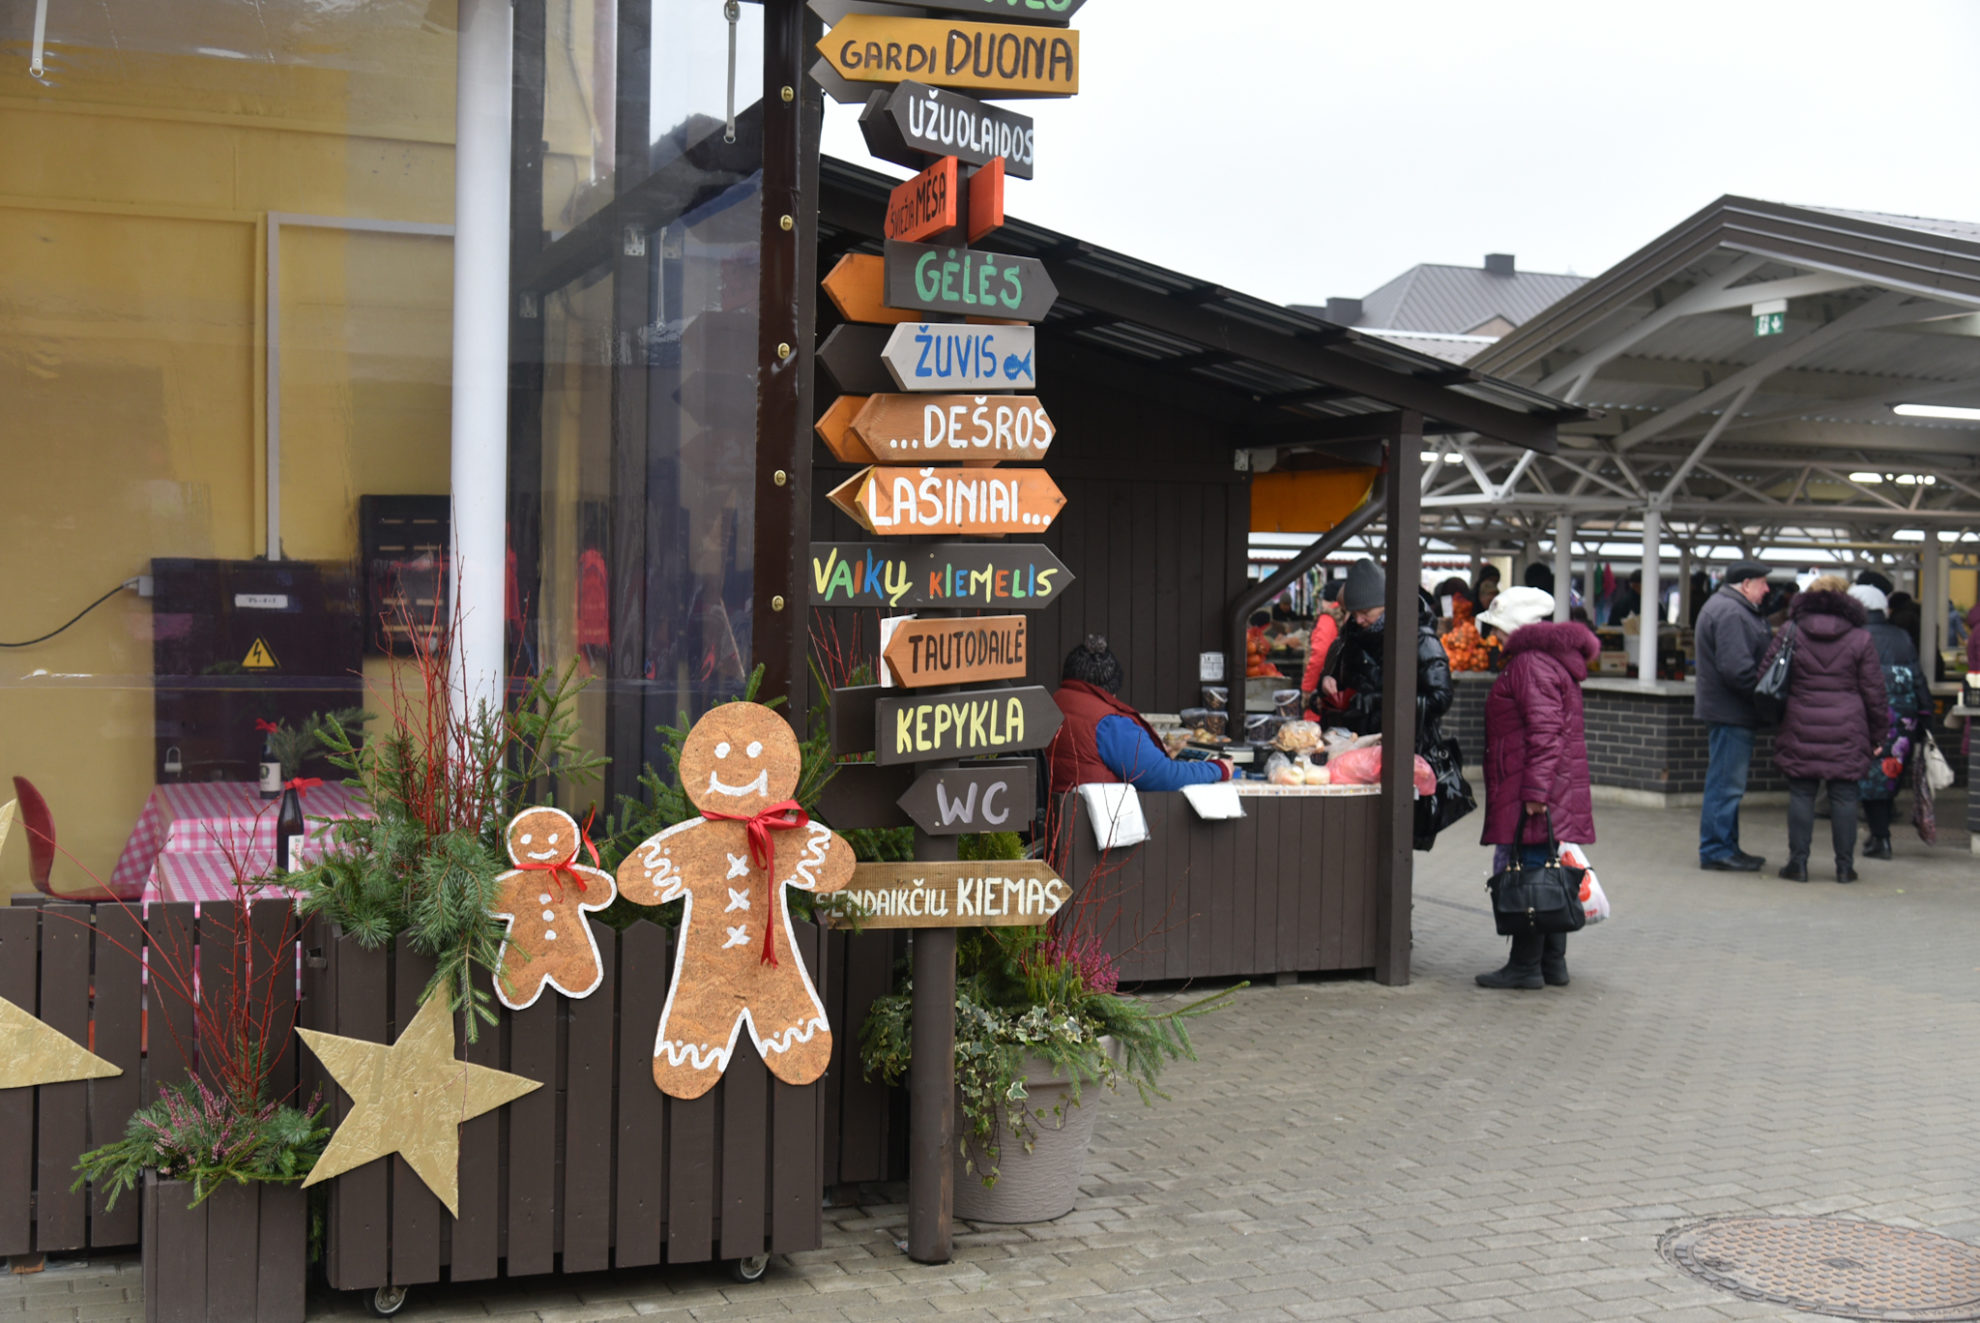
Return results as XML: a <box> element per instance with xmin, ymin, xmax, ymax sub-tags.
<box><xmin>1418</xmin><ymin>451</ymin><xmax>1461</xmax><ymax>464</ymax></box>
<box><xmin>1892</xmin><ymin>403</ymin><xmax>1980</xmax><ymax>421</ymax></box>
<box><xmin>1897</xmin><ymin>474</ymin><xmax>1936</xmax><ymax>486</ymax></box>
<box><xmin>1848</xmin><ymin>472</ymin><xmax>1885</xmax><ymax>484</ymax></box>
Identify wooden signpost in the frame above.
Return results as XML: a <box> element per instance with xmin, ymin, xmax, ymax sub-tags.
<box><xmin>819</xmin><ymin>324</ymin><xmax>904</xmax><ymax>395</ymax></box>
<box><xmin>816</xmin><ymin>16</ymin><xmax>1080</xmax><ymax>98</ymax></box>
<box><xmin>882</xmin><ymin>322</ymin><xmax>1036</xmax><ymax>391</ymax></box>
<box><xmin>808</xmin><ymin>542</ymin><xmax>1074</xmax><ymax>610</ymax></box>
<box><xmin>813</xmin><ymin>0</ymin><xmax>1087</xmax><ymax>25</ymax></box>
<box><xmin>896</xmin><ymin>760</ymin><xmax>1036</xmax><ymax>834</ymax></box>
<box><xmin>882</xmin><ymin>614</ymin><xmax>1027</xmax><ymax>687</ymax></box>
<box><xmin>860</xmin><ymin>81</ymin><xmax>1036</xmax><ymax>178</ymax></box>
<box><xmin>822</xmin><ymin>254</ymin><xmax>917</xmax><ymax>325</ymax></box>
<box><xmin>885</xmin><ymin>156</ymin><xmax>959</xmax><ymax>242</ymax></box>
<box><xmin>852</xmin><ymin>393</ymin><xmax>1054</xmax><ymax>463</ymax></box>
<box><xmin>883</xmin><ymin>239</ymin><xmax>1057</xmax><ymax>322</ymax></box>
<box><xmin>827</xmin><ymin>465</ymin><xmax>1066</xmax><ymax>535</ymax></box>
<box><xmin>874</xmin><ymin>686</ymin><xmax>1062</xmax><ymax>763</ymax></box>
<box><xmin>830</xmin><ymin>861</ymin><xmax>1067</xmax><ymax>928</ymax></box>
<box><xmin>815</xmin><ymin>393</ymin><xmax>874</xmax><ymax>463</ymax></box>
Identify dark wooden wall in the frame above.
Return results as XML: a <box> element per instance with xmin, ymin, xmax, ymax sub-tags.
<box><xmin>809</xmin><ymin>332</ymin><xmax>1251</xmax><ymax>716</ymax></box>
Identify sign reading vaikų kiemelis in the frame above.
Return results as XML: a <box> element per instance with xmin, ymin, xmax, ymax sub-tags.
<box><xmin>882</xmin><ymin>240</ymin><xmax>1058</xmax><ymax>323</ymax></box>
<box><xmin>808</xmin><ymin>542</ymin><xmax>1073</xmax><ymax>609</ymax></box>
<box><xmin>832</xmin><ymin>861</ymin><xmax>1067</xmax><ymax>929</ymax></box>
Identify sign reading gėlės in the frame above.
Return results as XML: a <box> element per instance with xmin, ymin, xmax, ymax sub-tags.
<box><xmin>882</xmin><ymin>240</ymin><xmax>1057</xmax><ymax>322</ymax></box>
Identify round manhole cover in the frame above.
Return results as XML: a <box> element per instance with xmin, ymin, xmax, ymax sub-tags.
<box><xmin>1661</xmin><ymin>1217</ymin><xmax>1980</xmax><ymax>1321</ymax></box>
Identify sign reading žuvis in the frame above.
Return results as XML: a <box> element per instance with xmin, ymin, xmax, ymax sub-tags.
<box><xmin>883</xmin><ymin>240</ymin><xmax>1057</xmax><ymax>322</ymax></box>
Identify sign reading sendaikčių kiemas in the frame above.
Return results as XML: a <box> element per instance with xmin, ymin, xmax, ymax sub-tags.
<box><xmin>818</xmin><ymin>16</ymin><xmax>1079</xmax><ymax>98</ymax></box>
<box><xmin>828</xmin><ymin>861</ymin><xmax>1068</xmax><ymax>930</ymax></box>
<box><xmin>882</xmin><ymin>240</ymin><xmax>1057</xmax><ymax>323</ymax></box>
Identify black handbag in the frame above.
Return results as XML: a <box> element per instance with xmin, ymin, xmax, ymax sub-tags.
<box><xmin>1413</xmin><ymin>730</ymin><xmax>1475</xmax><ymax>851</ymax></box>
<box><xmin>1486</xmin><ymin>813</ymin><xmax>1588</xmax><ymax>937</ymax></box>
<box><xmin>1752</xmin><ymin>623</ymin><xmax>1796</xmax><ymax>726</ymax></box>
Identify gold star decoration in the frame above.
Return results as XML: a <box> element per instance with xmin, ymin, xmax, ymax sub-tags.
<box><xmin>299</xmin><ymin>992</ymin><xmax>539</xmax><ymax>1217</ymax></box>
<box><xmin>0</xmin><ymin>993</ymin><xmax>121</xmax><ymax>1090</ymax></box>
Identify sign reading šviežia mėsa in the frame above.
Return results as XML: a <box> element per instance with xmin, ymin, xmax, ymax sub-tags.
<box><xmin>818</xmin><ymin>15</ymin><xmax>1079</xmax><ymax>98</ymax></box>
<box><xmin>884</xmin><ymin>156</ymin><xmax>958</xmax><ymax>243</ymax></box>
<box><xmin>808</xmin><ymin>542</ymin><xmax>1073</xmax><ymax>609</ymax></box>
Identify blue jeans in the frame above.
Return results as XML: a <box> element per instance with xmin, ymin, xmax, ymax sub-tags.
<box><xmin>1700</xmin><ymin>723</ymin><xmax>1755</xmax><ymax>863</ymax></box>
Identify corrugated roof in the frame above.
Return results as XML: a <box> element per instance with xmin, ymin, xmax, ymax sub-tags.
<box><xmin>1295</xmin><ymin>263</ymin><xmax>1588</xmax><ymax>336</ymax></box>
<box><xmin>1803</xmin><ymin>206</ymin><xmax>1980</xmax><ymax>245</ymax></box>
<box><xmin>1354</xmin><ymin>330</ymin><xmax>1499</xmax><ymax>365</ymax></box>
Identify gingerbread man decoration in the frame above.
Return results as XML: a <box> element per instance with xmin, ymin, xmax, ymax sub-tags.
<box><xmin>489</xmin><ymin>806</ymin><xmax>617</xmax><ymax>1010</ymax></box>
<box><xmin>615</xmin><ymin>703</ymin><xmax>853</xmax><ymax>1099</ymax></box>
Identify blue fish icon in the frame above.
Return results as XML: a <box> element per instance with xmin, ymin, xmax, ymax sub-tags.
<box><xmin>1003</xmin><ymin>350</ymin><xmax>1033</xmax><ymax>382</ymax></box>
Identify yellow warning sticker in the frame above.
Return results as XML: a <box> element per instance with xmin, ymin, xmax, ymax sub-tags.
<box><xmin>242</xmin><ymin>638</ymin><xmax>279</xmax><ymax>670</ymax></box>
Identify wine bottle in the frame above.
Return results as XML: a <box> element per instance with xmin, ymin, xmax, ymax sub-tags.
<box><xmin>275</xmin><ymin>784</ymin><xmax>305</xmax><ymax>874</ymax></box>
<box><xmin>258</xmin><ymin>731</ymin><xmax>282</xmax><ymax>801</ymax></box>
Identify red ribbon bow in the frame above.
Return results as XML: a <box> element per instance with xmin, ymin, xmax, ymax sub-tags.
<box><xmin>283</xmin><ymin>777</ymin><xmax>323</xmax><ymax>797</ymax></box>
<box><xmin>518</xmin><ymin>809</ymin><xmax>602</xmax><ymax>895</ymax></box>
<box><xmin>255</xmin><ymin>719</ymin><xmax>280</xmax><ymax>734</ymax></box>
<box><xmin>699</xmin><ymin>800</ymin><xmax>809</xmax><ymax>966</ymax></box>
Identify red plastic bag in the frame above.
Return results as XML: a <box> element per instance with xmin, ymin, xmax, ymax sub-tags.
<box><xmin>1322</xmin><ymin>745</ymin><xmax>1435</xmax><ymax>796</ymax></box>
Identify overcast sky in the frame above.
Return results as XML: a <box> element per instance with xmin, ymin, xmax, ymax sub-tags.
<box><xmin>819</xmin><ymin>0</ymin><xmax>1980</xmax><ymax>307</ymax></box>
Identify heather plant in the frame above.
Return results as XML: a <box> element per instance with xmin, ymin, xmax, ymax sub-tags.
<box><xmin>74</xmin><ymin>1078</ymin><xmax>326</xmax><ymax>1210</ymax></box>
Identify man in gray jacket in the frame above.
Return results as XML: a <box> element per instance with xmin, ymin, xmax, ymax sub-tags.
<box><xmin>1694</xmin><ymin>562</ymin><xmax>1774</xmax><ymax>870</ymax></box>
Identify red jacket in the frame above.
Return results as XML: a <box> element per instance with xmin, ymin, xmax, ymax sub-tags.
<box><xmin>1048</xmin><ymin>680</ymin><xmax>1166</xmax><ymax>796</ymax></box>
<box><xmin>1300</xmin><ymin>614</ymin><xmax>1340</xmax><ymax>698</ymax></box>
<box><xmin>1481</xmin><ymin>621</ymin><xmax>1599</xmax><ymax>846</ymax></box>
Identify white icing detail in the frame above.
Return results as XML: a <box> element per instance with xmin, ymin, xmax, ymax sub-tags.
<box><xmin>548</xmin><ymin>832</ymin><xmax>560</xmax><ymax>845</ymax></box>
<box><xmin>755</xmin><ymin>1015</ymin><xmax>829</xmax><ymax>1057</ymax></box>
<box><xmin>541</xmin><ymin>909</ymin><xmax>555</xmax><ymax>921</ymax></box>
<box><xmin>545</xmin><ymin>929</ymin><xmax>558</xmax><ymax>940</ymax></box>
<box><xmin>785</xmin><ymin>823</ymin><xmax>832</xmax><ymax>889</ymax></box>
<box><xmin>723</xmin><ymin>925</ymin><xmax>749</xmax><ymax>949</ymax></box>
<box><xmin>727</xmin><ymin>888</ymin><xmax>750</xmax><ymax>912</ymax></box>
<box><xmin>707</xmin><ymin>768</ymin><xmax>769</xmax><ymax>798</ymax></box>
<box><xmin>520</xmin><ymin>832</ymin><xmax>533</xmax><ymax>844</ymax></box>
<box><xmin>538</xmin><ymin>893</ymin><xmax>552</xmax><ymax>904</ymax></box>
<box><xmin>726</xmin><ymin>852</ymin><xmax>750</xmax><ymax>880</ymax></box>
<box><xmin>715</xmin><ymin>742</ymin><xmax>731</xmax><ymax>758</ymax></box>
<box><xmin>525</xmin><ymin>847</ymin><xmax>561</xmax><ymax>861</ymax></box>
<box><xmin>657</xmin><ymin>1039</ymin><xmax>732</xmax><ymax>1072</ymax></box>
<box><xmin>746</xmin><ymin>741</ymin><xmax>763</xmax><ymax>757</ymax></box>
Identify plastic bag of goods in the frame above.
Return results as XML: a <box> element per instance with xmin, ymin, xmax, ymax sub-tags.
<box><xmin>1320</xmin><ymin>745</ymin><xmax>1436</xmax><ymax>796</ymax></box>
<box><xmin>1558</xmin><ymin>843</ymin><xmax>1609</xmax><ymax>923</ymax></box>
<box><xmin>1322</xmin><ymin>728</ymin><xmax>1379</xmax><ymax>760</ymax></box>
<box><xmin>1273</xmin><ymin>720</ymin><xmax>1321</xmax><ymax>754</ymax></box>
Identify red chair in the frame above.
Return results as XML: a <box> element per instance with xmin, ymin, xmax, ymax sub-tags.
<box><xmin>12</xmin><ymin>776</ymin><xmax>142</xmax><ymax>903</ymax></box>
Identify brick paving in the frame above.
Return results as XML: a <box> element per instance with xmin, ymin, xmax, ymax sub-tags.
<box><xmin>7</xmin><ymin>794</ymin><xmax>1975</xmax><ymax>1321</ymax></box>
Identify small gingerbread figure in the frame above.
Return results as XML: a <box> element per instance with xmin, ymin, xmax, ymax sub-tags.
<box><xmin>489</xmin><ymin>806</ymin><xmax>617</xmax><ymax>1010</ymax></box>
<box><xmin>616</xmin><ymin>703</ymin><xmax>853</xmax><ymax>1099</ymax></box>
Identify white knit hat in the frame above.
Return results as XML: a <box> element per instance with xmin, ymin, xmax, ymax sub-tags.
<box><xmin>1476</xmin><ymin>586</ymin><xmax>1554</xmax><ymax>637</ymax></box>
<box><xmin>1848</xmin><ymin>583</ymin><xmax>1890</xmax><ymax>614</ymax></box>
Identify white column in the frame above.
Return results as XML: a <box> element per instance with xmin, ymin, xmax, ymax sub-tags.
<box><xmin>1639</xmin><ymin>509</ymin><xmax>1662</xmax><ymax>687</ymax></box>
<box><xmin>1553</xmin><ymin>514</ymin><xmax>1572</xmax><ymax>621</ymax></box>
<box><xmin>448</xmin><ymin>0</ymin><xmax>514</xmax><ymax>722</ymax></box>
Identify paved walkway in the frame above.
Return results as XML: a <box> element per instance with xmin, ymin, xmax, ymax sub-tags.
<box><xmin>7</xmin><ymin>794</ymin><xmax>1975</xmax><ymax>1322</ymax></box>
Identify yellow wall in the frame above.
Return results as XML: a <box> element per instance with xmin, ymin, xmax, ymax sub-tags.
<box><xmin>0</xmin><ymin>17</ymin><xmax>460</xmax><ymax>893</ymax></box>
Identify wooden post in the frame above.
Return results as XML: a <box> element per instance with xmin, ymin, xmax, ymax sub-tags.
<box><xmin>906</xmin><ymin>826</ymin><xmax>958</xmax><ymax>1264</ymax></box>
<box><xmin>1375</xmin><ymin>411</ymin><xmax>1421</xmax><ymax>987</ymax></box>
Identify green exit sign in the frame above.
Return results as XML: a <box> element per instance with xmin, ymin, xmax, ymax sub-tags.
<box><xmin>1754</xmin><ymin>311</ymin><xmax>1784</xmax><ymax>336</ymax></box>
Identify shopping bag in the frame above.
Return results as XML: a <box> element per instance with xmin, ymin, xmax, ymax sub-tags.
<box><xmin>1078</xmin><ymin>781</ymin><xmax>1149</xmax><ymax>851</ymax></box>
<box><xmin>1559</xmin><ymin>842</ymin><xmax>1609</xmax><ymax>923</ymax></box>
<box><xmin>1485</xmin><ymin>813</ymin><xmax>1588</xmax><ymax>937</ymax></box>
<box><xmin>1922</xmin><ymin>731</ymin><xmax>1956</xmax><ymax>793</ymax></box>
<box><xmin>1752</xmin><ymin>623</ymin><xmax>1796</xmax><ymax>727</ymax></box>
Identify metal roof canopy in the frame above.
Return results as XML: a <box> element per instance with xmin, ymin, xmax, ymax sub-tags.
<box><xmin>817</xmin><ymin>158</ymin><xmax>1580</xmax><ymax>457</ymax></box>
<box><xmin>1436</xmin><ymin>197</ymin><xmax>1980</xmax><ymax>559</ymax></box>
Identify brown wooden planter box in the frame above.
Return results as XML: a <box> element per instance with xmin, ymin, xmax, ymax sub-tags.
<box><xmin>141</xmin><ymin>1173</ymin><xmax>305</xmax><ymax>1323</ymax></box>
<box><xmin>301</xmin><ymin>917</ymin><xmax>902</xmax><ymax>1294</ymax></box>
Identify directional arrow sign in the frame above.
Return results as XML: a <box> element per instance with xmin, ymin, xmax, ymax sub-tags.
<box><xmin>819</xmin><ymin>324</ymin><xmax>901</xmax><ymax>395</ymax></box>
<box><xmin>882</xmin><ymin>614</ymin><xmax>1028</xmax><ymax>687</ymax></box>
<box><xmin>813</xmin><ymin>0</ymin><xmax>1086</xmax><ymax>25</ymax></box>
<box><xmin>831</xmin><ymin>860</ymin><xmax>1067</xmax><ymax>929</ymax></box>
<box><xmin>882</xmin><ymin>322</ymin><xmax>1036</xmax><ymax>392</ymax></box>
<box><xmin>885</xmin><ymin>156</ymin><xmax>958</xmax><ymax>243</ymax></box>
<box><xmin>817</xmin><ymin>16</ymin><xmax>1080</xmax><ymax>99</ymax></box>
<box><xmin>897</xmin><ymin>760</ymin><xmax>1037</xmax><ymax>836</ymax></box>
<box><xmin>862</xmin><ymin>81</ymin><xmax>1036</xmax><ymax>178</ymax></box>
<box><xmin>814</xmin><ymin>395</ymin><xmax>877</xmax><ymax>463</ymax></box>
<box><xmin>822</xmin><ymin>254</ymin><xmax>916</xmax><ymax>325</ymax></box>
<box><xmin>851</xmin><ymin>393</ymin><xmax>1054</xmax><ymax>464</ymax></box>
<box><xmin>829</xmin><ymin>465</ymin><xmax>1066</xmax><ymax>536</ymax></box>
<box><xmin>809</xmin><ymin>542</ymin><xmax>1074</xmax><ymax>610</ymax></box>
<box><xmin>874</xmin><ymin>686</ymin><xmax>1063</xmax><ymax>764</ymax></box>
<box><xmin>967</xmin><ymin>157</ymin><xmax>1005</xmax><ymax>242</ymax></box>
<box><xmin>883</xmin><ymin>240</ymin><xmax>1057</xmax><ymax>322</ymax></box>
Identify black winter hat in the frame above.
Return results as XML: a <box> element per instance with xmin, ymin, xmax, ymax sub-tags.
<box><xmin>1724</xmin><ymin>561</ymin><xmax>1771</xmax><ymax>586</ymax></box>
<box><xmin>1341</xmin><ymin>558</ymin><xmax>1386</xmax><ymax>612</ymax></box>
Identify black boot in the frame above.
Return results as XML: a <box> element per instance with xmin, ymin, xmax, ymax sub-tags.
<box><xmin>1864</xmin><ymin>836</ymin><xmax>1892</xmax><ymax>860</ymax></box>
<box><xmin>1541</xmin><ymin>932</ymin><xmax>1569</xmax><ymax>987</ymax></box>
<box><xmin>1778</xmin><ymin>859</ymin><xmax>1809</xmax><ymax>882</ymax></box>
<box><xmin>1477</xmin><ymin>934</ymin><xmax>1543</xmax><ymax>989</ymax></box>
<box><xmin>1836</xmin><ymin>860</ymin><xmax>1859</xmax><ymax>884</ymax></box>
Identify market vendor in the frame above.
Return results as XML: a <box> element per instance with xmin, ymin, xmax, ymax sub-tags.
<box><xmin>1048</xmin><ymin>636</ymin><xmax>1235</xmax><ymax>796</ymax></box>
<box><xmin>1299</xmin><ymin>580</ymin><xmax>1345</xmax><ymax>721</ymax></box>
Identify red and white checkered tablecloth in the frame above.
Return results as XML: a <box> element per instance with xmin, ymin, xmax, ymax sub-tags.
<box><xmin>110</xmin><ymin>781</ymin><xmax>371</xmax><ymax>904</ymax></box>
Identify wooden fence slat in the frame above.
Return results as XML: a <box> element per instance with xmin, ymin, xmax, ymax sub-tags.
<box><xmin>1186</xmin><ymin>811</ymin><xmax>1217</xmax><ymax>980</ymax></box>
<box><xmin>820</xmin><ymin>930</ymin><xmax>847</xmax><ymax>1189</ymax></box>
<box><xmin>37</xmin><ymin>902</ymin><xmax>92</xmax><ymax>1250</ymax></box>
<box><xmin>666</xmin><ymin>1087</ymin><xmax>717</xmax><ymax>1263</ymax></box>
<box><xmin>149</xmin><ymin>904</ymin><xmax>200</xmax><ymax>1094</ymax></box>
<box><xmin>1252</xmin><ymin>799</ymin><xmax>1280</xmax><ymax>974</ymax></box>
<box><xmin>249</xmin><ymin>902</ymin><xmax>300</xmax><ymax>1109</ymax></box>
<box><xmin>90</xmin><ymin>904</ymin><xmax>144</xmax><ymax>1247</ymax></box>
<box><xmin>196</xmin><ymin>905</ymin><xmax>238</xmax><ymax>1094</ymax></box>
<box><xmin>389</xmin><ymin>947</ymin><xmax>442</xmax><ymax>1287</ymax></box>
<box><xmin>450</xmin><ymin>997</ymin><xmax>502</xmax><ymax>1282</ymax></box>
<box><xmin>504</xmin><ymin>989</ymin><xmax>558</xmax><ymax>1278</ymax></box>
<box><xmin>256</xmin><ymin>1185</ymin><xmax>307</xmax><ymax>1321</ymax></box>
<box><xmin>1297</xmin><ymin>797</ymin><xmax>1322</xmax><ymax>971</ymax></box>
<box><xmin>718</xmin><ymin>1036</ymin><xmax>768</xmax><ymax>1262</ymax></box>
<box><xmin>1275</xmin><ymin>799</ymin><xmax>1302</xmax><ymax>973</ymax></box>
<box><xmin>149</xmin><ymin>1177</ymin><xmax>208</xmax><ymax>1323</ymax></box>
<box><xmin>325</xmin><ymin>936</ymin><xmax>389</xmax><ymax>1292</ymax></box>
<box><xmin>203</xmin><ymin>1181</ymin><xmax>260</xmax><ymax>1320</ymax></box>
<box><xmin>613</xmin><ymin>923</ymin><xmax>668</xmax><ymax>1268</ymax></box>
<box><xmin>771</xmin><ymin>923</ymin><xmax>824</xmax><ymax>1253</ymax></box>
<box><xmin>563</xmin><ymin>919</ymin><xmax>616</xmax><ymax>1273</ymax></box>
<box><xmin>0</xmin><ymin>908</ymin><xmax>37</xmax><ymax>1256</ymax></box>
<box><xmin>831</xmin><ymin>931</ymin><xmax>899</xmax><ymax>1183</ymax></box>
<box><xmin>1320</xmin><ymin>799</ymin><xmax>1346</xmax><ymax>970</ymax></box>
<box><xmin>1229</xmin><ymin>800</ymin><xmax>1256</xmax><ymax>977</ymax></box>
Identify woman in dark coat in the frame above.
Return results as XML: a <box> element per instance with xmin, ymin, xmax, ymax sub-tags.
<box><xmin>1848</xmin><ymin>584</ymin><xmax>1922</xmax><ymax>860</ymax></box>
<box><xmin>1472</xmin><ymin>587</ymin><xmax>1600</xmax><ymax>990</ymax></box>
<box><xmin>1758</xmin><ymin>577</ymin><xmax>1887</xmax><ymax>883</ymax></box>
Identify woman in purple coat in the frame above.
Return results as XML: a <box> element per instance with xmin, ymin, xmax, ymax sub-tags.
<box><xmin>1757</xmin><ymin>576</ymin><xmax>1887</xmax><ymax>883</ymax></box>
<box><xmin>1472</xmin><ymin>588</ymin><xmax>1601</xmax><ymax>990</ymax></box>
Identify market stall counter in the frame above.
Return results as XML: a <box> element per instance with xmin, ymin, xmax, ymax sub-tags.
<box><xmin>1052</xmin><ymin>783</ymin><xmax>1384</xmax><ymax>984</ymax></box>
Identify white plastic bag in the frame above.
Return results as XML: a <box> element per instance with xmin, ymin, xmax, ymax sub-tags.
<box><xmin>1923</xmin><ymin>732</ymin><xmax>1956</xmax><ymax>793</ymax></box>
<box><xmin>1079</xmin><ymin>782</ymin><xmax>1149</xmax><ymax>851</ymax></box>
<box><xmin>1559</xmin><ymin>842</ymin><xmax>1610</xmax><ymax>923</ymax></box>
<box><xmin>1182</xmin><ymin>782</ymin><xmax>1245</xmax><ymax>820</ymax></box>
